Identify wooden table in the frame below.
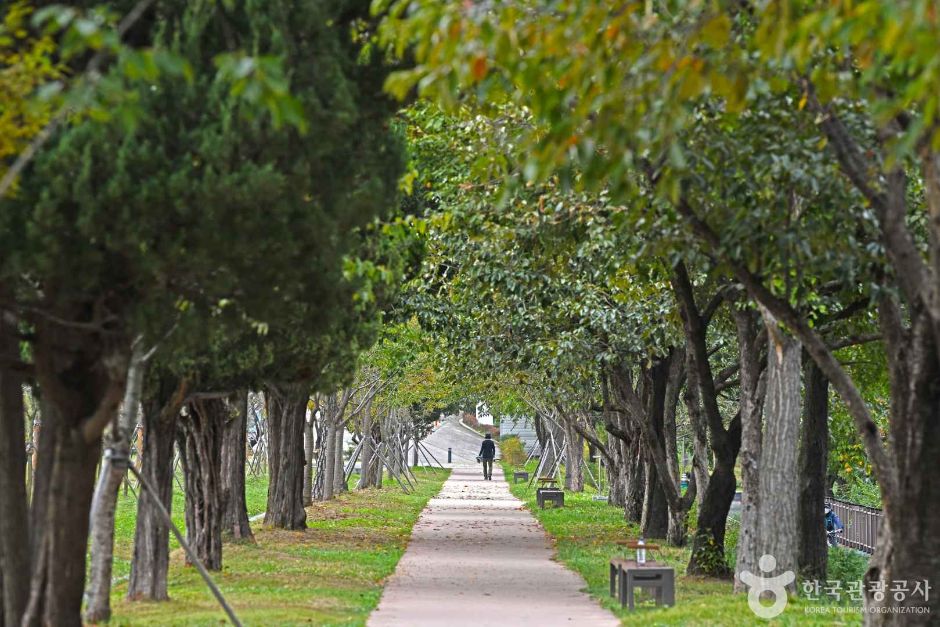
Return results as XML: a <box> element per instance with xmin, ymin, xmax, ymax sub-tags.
<box><xmin>609</xmin><ymin>558</ymin><xmax>675</xmax><ymax>610</ymax></box>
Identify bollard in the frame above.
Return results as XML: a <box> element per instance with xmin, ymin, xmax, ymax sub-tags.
<box><xmin>448</xmin><ymin>447</ymin><xmax>452</xmax><ymax>463</ymax></box>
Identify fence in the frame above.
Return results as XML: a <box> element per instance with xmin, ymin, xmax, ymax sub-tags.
<box><xmin>830</xmin><ymin>498</ymin><xmax>883</xmax><ymax>554</ymax></box>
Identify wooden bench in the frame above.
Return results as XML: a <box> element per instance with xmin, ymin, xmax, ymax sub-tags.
<box><xmin>512</xmin><ymin>471</ymin><xmax>529</xmax><ymax>483</ymax></box>
<box><xmin>609</xmin><ymin>557</ymin><xmax>675</xmax><ymax>610</ymax></box>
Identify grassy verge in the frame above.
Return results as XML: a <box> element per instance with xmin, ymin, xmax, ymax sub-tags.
<box><xmin>503</xmin><ymin>463</ymin><xmax>862</xmax><ymax>626</ymax></box>
<box><xmin>108</xmin><ymin>468</ymin><xmax>448</xmax><ymax>626</ymax></box>
<box><xmin>106</xmin><ymin>472</ymin><xmax>270</xmax><ymax>582</ymax></box>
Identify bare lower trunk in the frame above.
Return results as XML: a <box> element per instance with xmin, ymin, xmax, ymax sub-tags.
<box><xmin>332</xmin><ymin>423</ymin><xmax>346</xmax><ymax>494</ymax></box>
<box><xmin>685</xmin><ymin>381</ymin><xmax>710</xmax><ymax>507</ymax></box>
<box><xmin>607</xmin><ymin>435</ymin><xmax>627</xmax><ymax>508</ymax></box>
<box><xmin>357</xmin><ymin>401</ymin><xmax>374</xmax><ymax>489</ymax></box>
<box><xmin>264</xmin><ymin>386</ymin><xmax>307</xmax><ymax>529</ymax></box>
<box><xmin>863</xmin><ymin>309</ymin><xmax>940</xmax><ymax>623</ymax></box>
<box><xmin>0</xmin><ymin>314</ymin><xmax>29</xmax><ymax>626</ymax></box>
<box><xmin>624</xmin><ymin>434</ymin><xmax>645</xmax><ymax>523</ymax></box>
<box><xmin>23</xmin><ymin>319</ymin><xmax>126</xmax><ymax>627</ymax></box>
<box><xmin>641</xmin><ymin>459</ymin><xmax>669</xmax><ymax>539</ymax></box>
<box><xmin>127</xmin><ymin>376</ymin><xmax>184</xmax><ymax>601</ymax></box>
<box><xmin>24</xmin><ymin>396</ymin><xmax>110</xmax><ymax>626</ymax></box>
<box><xmin>178</xmin><ymin>398</ymin><xmax>225</xmax><ymax>570</ymax></box>
<box><xmin>85</xmin><ymin>344</ymin><xmax>148</xmax><ymax>623</ymax></box>
<box><xmin>221</xmin><ymin>391</ymin><xmax>252</xmax><ymax>540</ymax></box>
<box><xmin>320</xmin><ymin>419</ymin><xmax>336</xmax><ymax>500</ymax></box>
<box><xmin>754</xmin><ymin>315</ymin><xmax>801</xmax><ymax>590</ymax></box>
<box><xmin>687</xmin><ymin>451</ymin><xmax>737</xmax><ymax>577</ymax></box>
<box><xmin>563</xmin><ymin>418</ymin><xmax>584</xmax><ymax>492</ymax></box>
<box><xmin>303</xmin><ymin>415</ymin><xmax>315</xmax><ymax>504</ymax></box>
<box><xmin>798</xmin><ymin>357</ymin><xmax>828</xmax><ymax>580</ymax></box>
<box><xmin>729</xmin><ymin>307</ymin><xmax>767</xmax><ymax>590</ymax></box>
<box><xmin>83</xmin><ymin>460</ymin><xmax>126</xmax><ymax>623</ymax></box>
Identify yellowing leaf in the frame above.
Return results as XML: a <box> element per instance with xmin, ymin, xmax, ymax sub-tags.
<box><xmin>700</xmin><ymin>15</ymin><xmax>732</xmax><ymax>49</ymax></box>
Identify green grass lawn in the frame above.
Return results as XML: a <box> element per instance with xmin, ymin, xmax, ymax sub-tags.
<box><xmin>106</xmin><ymin>471</ymin><xmax>270</xmax><ymax>582</ymax></box>
<box><xmin>503</xmin><ymin>463</ymin><xmax>863</xmax><ymax>626</ymax></box>
<box><xmin>107</xmin><ymin>468</ymin><xmax>448</xmax><ymax>626</ymax></box>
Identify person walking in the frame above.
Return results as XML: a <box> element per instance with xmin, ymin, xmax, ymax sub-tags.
<box><xmin>478</xmin><ymin>433</ymin><xmax>496</xmax><ymax>480</ymax></box>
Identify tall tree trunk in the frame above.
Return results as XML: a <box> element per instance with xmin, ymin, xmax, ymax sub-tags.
<box><xmin>866</xmin><ymin>300</ymin><xmax>940</xmax><ymax>623</ymax></box>
<box><xmin>754</xmin><ymin>313</ymin><xmax>801</xmax><ymax>591</ymax></box>
<box><xmin>221</xmin><ymin>391</ymin><xmax>252</xmax><ymax>541</ymax></box>
<box><xmin>357</xmin><ymin>400</ymin><xmax>374</xmax><ymax>489</ymax></box>
<box><xmin>320</xmin><ymin>418</ymin><xmax>336</xmax><ymax>500</ymax></box>
<box><xmin>688</xmin><ymin>391</ymin><xmax>710</xmax><ymax>508</ymax></box>
<box><xmin>623</xmin><ymin>434</ymin><xmax>645</xmax><ymax>524</ymax></box>
<box><xmin>264</xmin><ymin>386</ymin><xmax>307</xmax><ymax>529</ymax></box>
<box><xmin>563</xmin><ymin>416</ymin><xmax>584</xmax><ymax>492</ymax></box>
<box><xmin>303</xmin><ymin>407</ymin><xmax>315</xmax><ymax>504</ymax></box>
<box><xmin>332</xmin><ymin>422</ymin><xmax>346</xmax><ymax>494</ymax></box>
<box><xmin>734</xmin><ymin>309</ymin><xmax>765</xmax><ymax>590</ymax></box>
<box><xmin>25</xmin><ymin>399</ymin><xmax>113</xmax><ymax>625</ymax></box>
<box><xmin>640</xmin><ymin>361</ymin><xmax>670</xmax><ymax>539</ymax></box>
<box><xmin>798</xmin><ymin>357</ymin><xmax>828</xmax><ymax>580</ymax></box>
<box><xmin>23</xmin><ymin>320</ymin><xmax>126</xmax><ymax>627</ymax></box>
<box><xmin>673</xmin><ymin>265</ymin><xmax>744</xmax><ymax>577</ymax></box>
<box><xmin>606</xmin><ymin>427</ymin><xmax>628</xmax><ymax>508</ymax></box>
<box><xmin>0</xmin><ymin>313</ymin><xmax>29</xmax><ymax>626</ymax></box>
<box><xmin>127</xmin><ymin>376</ymin><xmax>186</xmax><ymax>601</ymax></box>
<box><xmin>641</xmin><ymin>457</ymin><xmax>669</xmax><ymax>539</ymax></box>
<box><xmin>686</xmin><ymin>445</ymin><xmax>738</xmax><ymax>577</ymax></box>
<box><xmin>178</xmin><ymin>398</ymin><xmax>225</xmax><ymax>571</ymax></box>
<box><xmin>85</xmin><ymin>343</ymin><xmax>148</xmax><ymax>623</ymax></box>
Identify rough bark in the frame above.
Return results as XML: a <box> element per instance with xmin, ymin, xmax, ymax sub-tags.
<box><xmin>734</xmin><ymin>308</ymin><xmax>765</xmax><ymax>591</ymax></box>
<box><xmin>607</xmin><ymin>435</ymin><xmax>627</xmax><ymax>508</ymax></box>
<box><xmin>85</xmin><ymin>342</ymin><xmax>148</xmax><ymax>623</ymax></box>
<box><xmin>798</xmin><ymin>357</ymin><xmax>829</xmax><ymax>580</ymax></box>
<box><xmin>754</xmin><ymin>313</ymin><xmax>801</xmax><ymax>591</ymax></box>
<box><xmin>332</xmin><ymin>422</ymin><xmax>346</xmax><ymax>494</ymax></box>
<box><xmin>641</xmin><ymin>456</ymin><xmax>670</xmax><ymax>539</ymax></box>
<box><xmin>264</xmin><ymin>386</ymin><xmax>307</xmax><ymax>529</ymax></box>
<box><xmin>0</xmin><ymin>313</ymin><xmax>29</xmax><ymax>626</ymax></box>
<box><xmin>127</xmin><ymin>375</ymin><xmax>186</xmax><ymax>601</ymax></box>
<box><xmin>673</xmin><ymin>266</ymin><xmax>743</xmax><ymax>577</ymax></box>
<box><xmin>221</xmin><ymin>391</ymin><xmax>252</xmax><ymax>541</ymax></box>
<box><xmin>639</xmin><ymin>361</ymin><xmax>670</xmax><ymax>539</ymax></box>
<box><xmin>320</xmin><ymin>419</ymin><xmax>336</xmax><ymax>500</ymax></box>
<box><xmin>687</xmin><ymin>389</ymin><xmax>710</xmax><ymax>507</ymax></box>
<box><xmin>303</xmin><ymin>406</ymin><xmax>315</xmax><ymax>504</ymax></box>
<box><xmin>562</xmin><ymin>415</ymin><xmax>584</xmax><ymax>492</ymax></box>
<box><xmin>357</xmin><ymin>399</ymin><xmax>375</xmax><ymax>489</ymax></box>
<box><xmin>177</xmin><ymin>398</ymin><xmax>225</xmax><ymax>570</ymax></box>
<box><xmin>23</xmin><ymin>318</ymin><xmax>126</xmax><ymax>627</ymax></box>
<box><xmin>623</xmin><ymin>432</ymin><xmax>646</xmax><ymax>523</ymax></box>
<box><xmin>867</xmin><ymin>297</ymin><xmax>940</xmax><ymax>623</ymax></box>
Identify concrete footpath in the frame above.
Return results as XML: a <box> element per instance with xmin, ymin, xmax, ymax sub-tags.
<box><xmin>368</xmin><ymin>466</ymin><xmax>619</xmax><ymax>627</ymax></box>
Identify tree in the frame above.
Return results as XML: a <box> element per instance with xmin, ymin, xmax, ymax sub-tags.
<box><xmin>0</xmin><ymin>1</ymin><xmax>406</xmax><ymax>622</ymax></box>
<box><xmin>381</xmin><ymin>5</ymin><xmax>940</xmax><ymax>620</ymax></box>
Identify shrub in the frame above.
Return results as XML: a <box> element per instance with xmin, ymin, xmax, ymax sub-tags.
<box><xmin>827</xmin><ymin>546</ymin><xmax>869</xmax><ymax>587</ymax></box>
<box><xmin>500</xmin><ymin>435</ymin><xmax>527</xmax><ymax>466</ymax></box>
<box><xmin>833</xmin><ymin>478</ymin><xmax>882</xmax><ymax>508</ymax></box>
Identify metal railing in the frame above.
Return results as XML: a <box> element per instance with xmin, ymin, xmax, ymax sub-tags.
<box><xmin>830</xmin><ymin>498</ymin><xmax>883</xmax><ymax>554</ymax></box>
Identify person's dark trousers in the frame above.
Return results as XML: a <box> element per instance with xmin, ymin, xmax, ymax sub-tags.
<box><xmin>482</xmin><ymin>459</ymin><xmax>493</xmax><ymax>480</ymax></box>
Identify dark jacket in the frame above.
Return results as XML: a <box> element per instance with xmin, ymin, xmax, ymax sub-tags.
<box><xmin>479</xmin><ymin>439</ymin><xmax>496</xmax><ymax>460</ymax></box>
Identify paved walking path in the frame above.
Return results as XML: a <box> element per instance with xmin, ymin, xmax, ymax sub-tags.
<box><xmin>368</xmin><ymin>466</ymin><xmax>619</xmax><ymax>627</ymax></box>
